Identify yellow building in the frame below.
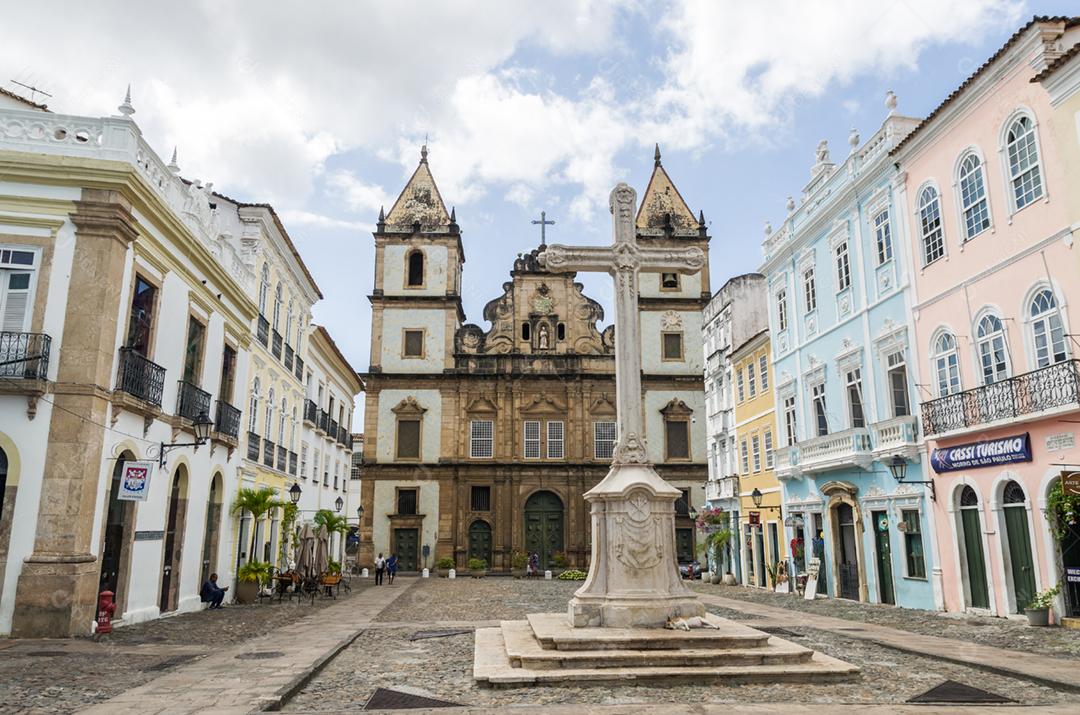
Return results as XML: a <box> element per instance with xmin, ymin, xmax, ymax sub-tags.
<box><xmin>731</xmin><ymin>329</ymin><xmax>786</xmax><ymax>588</ymax></box>
<box><xmin>1033</xmin><ymin>46</ymin><xmax>1080</xmax><ymax>233</ymax></box>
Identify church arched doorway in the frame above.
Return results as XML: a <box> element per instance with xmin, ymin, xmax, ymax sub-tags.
<box><xmin>468</xmin><ymin>520</ymin><xmax>492</xmax><ymax>568</ymax></box>
<box><xmin>99</xmin><ymin>451</ymin><xmax>136</xmax><ymax>614</ymax></box>
<box><xmin>159</xmin><ymin>466</ymin><xmax>188</xmax><ymax>613</ymax></box>
<box><xmin>524</xmin><ymin>491</ymin><xmax>564</xmax><ymax>570</ymax></box>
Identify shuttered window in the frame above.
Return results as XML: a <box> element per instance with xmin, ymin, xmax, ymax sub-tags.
<box><xmin>396</xmin><ymin>419</ymin><xmax>421</xmax><ymax>459</ymax></box>
<box><xmin>0</xmin><ymin>249</ymin><xmax>37</xmax><ymax>333</ymax></box>
<box><xmin>397</xmin><ymin>488</ymin><xmax>418</xmax><ymax>515</ymax></box>
<box><xmin>471</xmin><ymin>486</ymin><xmax>491</xmax><ymax>511</ymax></box>
<box><xmin>665</xmin><ymin>419</ymin><xmax>690</xmax><ymax>460</ymax></box>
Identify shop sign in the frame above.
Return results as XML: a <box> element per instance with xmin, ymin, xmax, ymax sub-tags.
<box><xmin>748</xmin><ymin>511</ymin><xmax>760</xmax><ymax>526</ymax></box>
<box><xmin>1062</xmin><ymin>472</ymin><xmax>1080</xmax><ymax>497</ymax></box>
<box><xmin>930</xmin><ymin>433</ymin><xmax>1031</xmax><ymax>473</ymax></box>
<box><xmin>1046</xmin><ymin>432</ymin><xmax>1075</xmax><ymax>452</ymax></box>
<box><xmin>134</xmin><ymin>530</ymin><xmax>163</xmax><ymax>541</ymax></box>
<box><xmin>118</xmin><ymin>460</ymin><xmax>155</xmax><ymax>501</ymax></box>
<box><xmin>804</xmin><ymin>557</ymin><xmax>821</xmax><ymax>600</ymax></box>
<box><xmin>1066</xmin><ymin>567</ymin><xmax>1080</xmax><ymax>584</ymax></box>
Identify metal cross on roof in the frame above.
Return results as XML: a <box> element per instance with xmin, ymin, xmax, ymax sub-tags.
<box><xmin>531</xmin><ymin>210</ymin><xmax>555</xmax><ymax>246</ymax></box>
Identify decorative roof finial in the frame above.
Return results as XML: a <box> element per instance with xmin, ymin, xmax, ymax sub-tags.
<box><xmin>885</xmin><ymin>89</ymin><xmax>898</xmax><ymax>116</ymax></box>
<box><xmin>450</xmin><ymin>206</ymin><xmax>457</xmax><ymax>223</ymax></box>
<box><xmin>848</xmin><ymin>126</ymin><xmax>860</xmax><ymax>151</ymax></box>
<box><xmin>118</xmin><ymin>84</ymin><xmax>135</xmax><ymax>116</ymax></box>
<box><xmin>698</xmin><ymin>209</ymin><xmax>705</xmax><ymax>226</ymax></box>
<box><xmin>786</xmin><ymin>196</ymin><xmax>796</xmax><ymax>213</ymax></box>
<box><xmin>420</xmin><ymin>142</ymin><xmax>428</xmax><ymax>164</ymax></box>
<box><xmin>654</xmin><ymin>143</ymin><xmax>661</xmax><ymax>167</ymax></box>
<box><xmin>764</xmin><ymin>220</ymin><xmax>773</xmax><ymax>236</ymax></box>
<box><xmin>378</xmin><ymin>206</ymin><xmax>385</xmax><ymax>222</ymax></box>
<box><xmin>167</xmin><ymin>147</ymin><xmax>180</xmax><ymax>174</ymax></box>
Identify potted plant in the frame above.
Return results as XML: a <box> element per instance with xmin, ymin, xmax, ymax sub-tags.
<box><xmin>467</xmin><ymin>557</ymin><xmax>487</xmax><ymax>578</ymax></box>
<box><xmin>551</xmin><ymin>551</ymin><xmax>569</xmax><ymax>575</ymax></box>
<box><xmin>327</xmin><ymin>560</ymin><xmax>342</xmax><ymax>575</ymax></box>
<box><xmin>230</xmin><ymin>487</ymin><xmax>288</xmax><ymax>571</ymax></box>
<box><xmin>510</xmin><ymin>549</ymin><xmax>528</xmax><ymax>578</ymax></box>
<box><xmin>236</xmin><ymin>561</ymin><xmax>270</xmax><ymax>604</ymax></box>
<box><xmin>435</xmin><ymin>557</ymin><xmax>455</xmax><ymax>578</ymax></box>
<box><xmin>1025</xmin><ymin>584</ymin><xmax>1061</xmax><ymax>626</ymax></box>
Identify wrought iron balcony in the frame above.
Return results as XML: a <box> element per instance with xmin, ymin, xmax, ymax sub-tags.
<box><xmin>304</xmin><ymin>399</ymin><xmax>317</xmax><ymax>424</ymax></box>
<box><xmin>257</xmin><ymin>315</ymin><xmax>269</xmax><ymax>347</ymax></box>
<box><xmin>284</xmin><ymin>344</ymin><xmax>294</xmax><ymax>371</ymax></box>
<box><xmin>0</xmin><ymin>331</ymin><xmax>50</xmax><ymax>379</ymax></box>
<box><xmin>176</xmin><ymin>380</ymin><xmax>211</xmax><ymax>423</ymax></box>
<box><xmin>329</xmin><ymin>418</ymin><xmax>339</xmax><ymax>439</ymax></box>
<box><xmin>247</xmin><ymin>431</ymin><xmax>260</xmax><ymax>461</ymax></box>
<box><xmin>294</xmin><ymin>355</ymin><xmax>304</xmax><ymax>381</ymax></box>
<box><xmin>337</xmin><ymin>426</ymin><xmax>348</xmax><ymax>445</ymax></box>
<box><xmin>318</xmin><ymin>409</ymin><xmax>330</xmax><ymax>434</ymax></box>
<box><xmin>214</xmin><ymin>400</ymin><xmax>241</xmax><ymax>439</ymax></box>
<box><xmin>277</xmin><ymin>444</ymin><xmax>288</xmax><ymax>471</ymax></box>
<box><xmin>288</xmin><ymin>450</ymin><xmax>298</xmax><ymax>476</ymax></box>
<box><xmin>116</xmin><ymin>348</ymin><xmax>165</xmax><ymax>407</ymax></box>
<box><xmin>263</xmin><ymin>438</ymin><xmax>275</xmax><ymax>467</ymax></box>
<box><xmin>271</xmin><ymin>330</ymin><xmax>283</xmax><ymax>359</ymax></box>
<box><xmin>922</xmin><ymin>360</ymin><xmax>1080</xmax><ymax>437</ymax></box>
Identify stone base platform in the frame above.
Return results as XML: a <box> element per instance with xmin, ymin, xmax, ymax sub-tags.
<box><xmin>474</xmin><ymin>613</ymin><xmax>859</xmax><ymax>687</ymax></box>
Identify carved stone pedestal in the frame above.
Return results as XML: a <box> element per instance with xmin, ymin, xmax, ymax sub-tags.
<box><xmin>568</xmin><ymin>463</ymin><xmax>705</xmax><ymax>628</ymax></box>
<box><xmin>10</xmin><ymin>553</ymin><xmax>99</xmax><ymax>638</ymax></box>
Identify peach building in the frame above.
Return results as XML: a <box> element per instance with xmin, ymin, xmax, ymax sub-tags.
<box><xmin>894</xmin><ymin>16</ymin><xmax>1080</xmax><ymax>619</ymax></box>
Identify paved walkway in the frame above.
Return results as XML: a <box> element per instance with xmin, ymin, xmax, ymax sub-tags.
<box><xmin>349</xmin><ymin>706</ymin><xmax>1078</xmax><ymax>715</ymax></box>
<box><xmin>697</xmin><ymin>592</ymin><xmax>1080</xmax><ymax>692</ymax></box>
<box><xmin>78</xmin><ymin>579</ymin><xmax>415</xmax><ymax>715</ymax></box>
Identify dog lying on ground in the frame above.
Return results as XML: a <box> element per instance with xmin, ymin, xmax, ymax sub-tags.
<box><xmin>664</xmin><ymin>615</ymin><xmax>721</xmax><ymax>630</ymax></box>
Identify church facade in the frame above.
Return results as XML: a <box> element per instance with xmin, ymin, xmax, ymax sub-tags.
<box><xmin>359</xmin><ymin>147</ymin><xmax>711</xmax><ymax>572</ymax></box>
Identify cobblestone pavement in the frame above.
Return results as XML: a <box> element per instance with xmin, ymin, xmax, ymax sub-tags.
<box><xmin>0</xmin><ymin>583</ymin><xmax>368</xmax><ymax>715</ymax></box>
<box><xmin>690</xmin><ymin>581</ymin><xmax>1080</xmax><ymax>659</ymax></box>
<box><xmin>285</xmin><ymin>578</ymin><xmax>1076</xmax><ymax>711</ymax></box>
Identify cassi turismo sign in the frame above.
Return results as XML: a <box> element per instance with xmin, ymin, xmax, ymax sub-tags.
<box><xmin>930</xmin><ymin>433</ymin><xmax>1032</xmax><ymax>473</ymax></box>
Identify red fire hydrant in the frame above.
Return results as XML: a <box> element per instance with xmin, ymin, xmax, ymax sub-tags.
<box><xmin>96</xmin><ymin>590</ymin><xmax>116</xmax><ymax>635</ymax></box>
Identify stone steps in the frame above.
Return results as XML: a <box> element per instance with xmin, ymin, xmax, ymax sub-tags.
<box><xmin>502</xmin><ymin>621</ymin><xmax>814</xmax><ymax>669</ymax></box>
<box><xmin>526</xmin><ymin>612</ymin><xmax>770</xmax><ymax>651</ymax></box>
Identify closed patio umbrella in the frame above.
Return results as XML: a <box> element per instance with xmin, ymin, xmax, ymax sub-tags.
<box><xmin>296</xmin><ymin>523</ymin><xmax>316</xmax><ymax>580</ymax></box>
<box><xmin>314</xmin><ymin>524</ymin><xmax>330</xmax><ymax>576</ymax></box>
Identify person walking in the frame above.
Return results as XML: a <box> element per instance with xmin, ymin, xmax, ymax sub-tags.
<box><xmin>387</xmin><ymin>553</ymin><xmax>399</xmax><ymax>585</ymax></box>
<box><xmin>374</xmin><ymin>552</ymin><xmax>386</xmax><ymax>586</ymax></box>
<box><xmin>527</xmin><ymin>552</ymin><xmax>539</xmax><ymax>579</ymax></box>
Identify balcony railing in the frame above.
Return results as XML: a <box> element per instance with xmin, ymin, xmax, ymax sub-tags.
<box><xmin>871</xmin><ymin>415</ymin><xmax>918</xmax><ymax>452</ymax></box>
<box><xmin>294</xmin><ymin>355</ymin><xmax>304</xmax><ymax>381</ymax></box>
<box><xmin>329</xmin><ymin>418</ymin><xmax>339</xmax><ymax>440</ymax></box>
<box><xmin>288</xmin><ymin>450</ymin><xmax>298</xmax><ymax>476</ymax></box>
<box><xmin>337</xmin><ymin>426</ymin><xmax>348</xmax><ymax>445</ymax></box>
<box><xmin>304</xmin><ymin>399</ymin><xmax>318</xmax><ymax>424</ymax></box>
<box><xmin>345</xmin><ymin>434</ymin><xmax>355</xmax><ymax>451</ymax></box>
<box><xmin>277</xmin><ymin>444</ymin><xmax>288</xmax><ymax>471</ymax></box>
<box><xmin>247</xmin><ymin>431</ymin><xmax>260</xmax><ymax>461</ymax></box>
<box><xmin>214</xmin><ymin>400</ymin><xmax>241</xmax><ymax>439</ymax></box>
<box><xmin>284</xmin><ymin>344</ymin><xmax>294</xmax><ymax>371</ymax></box>
<box><xmin>705</xmin><ymin>475</ymin><xmax>737</xmax><ymax>502</ymax></box>
<box><xmin>0</xmin><ymin>331</ymin><xmax>51</xmax><ymax>379</ymax></box>
<box><xmin>176</xmin><ymin>380</ymin><xmax>211</xmax><ymax>423</ymax></box>
<box><xmin>116</xmin><ymin>348</ymin><xmax>165</xmax><ymax>407</ymax></box>
<box><xmin>257</xmin><ymin>315</ymin><xmax>269</xmax><ymax>347</ymax></box>
<box><xmin>271</xmin><ymin>330</ymin><xmax>283</xmax><ymax>359</ymax></box>
<box><xmin>783</xmin><ymin>427</ymin><xmax>873</xmax><ymax>474</ymax></box>
<box><xmin>922</xmin><ymin>360</ymin><xmax>1080</xmax><ymax>437</ymax></box>
<box><xmin>318</xmin><ymin>409</ymin><xmax>330</xmax><ymax>434</ymax></box>
<box><xmin>263</xmin><ymin>438</ymin><xmax>275</xmax><ymax>467</ymax></box>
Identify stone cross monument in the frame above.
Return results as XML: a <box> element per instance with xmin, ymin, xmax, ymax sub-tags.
<box><xmin>539</xmin><ymin>183</ymin><xmax>707</xmax><ymax>628</ymax></box>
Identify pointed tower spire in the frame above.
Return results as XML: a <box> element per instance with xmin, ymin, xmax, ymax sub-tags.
<box><xmin>167</xmin><ymin>147</ymin><xmax>180</xmax><ymax>174</ymax></box>
<box><xmin>450</xmin><ymin>206</ymin><xmax>456</xmax><ymax>223</ymax></box>
<box><xmin>637</xmin><ymin>146</ymin><xmax>695</xmax><ymax>232</ymax></box>
<box><xmin>118</xmin><ymin>84</ymin><xmax>135</xmax><ymax>116</ymax></box>
<box><xmin>698</xmin><ymin>209</ymin><xmax>705</xmax><ymax>226</ymax></box>
<box><xmin>654</xmin><ymin>143</ymin><xmax>662</xmax><ymax>167</ymax></box>
<box><xmin>384</xmin><ymin>147</ymin><xmax>450</xmax><ymax>230</ymax></box>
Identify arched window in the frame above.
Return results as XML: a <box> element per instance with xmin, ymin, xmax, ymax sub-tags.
<box><xmin>249</xmin><ymin>378</ymin><xmax>260</xmax><ymax>433</ymax></box>
<box><xmin>296</xmin><ymin>321</ymin><xmax>304</xmax><ymax>354</ymax></box>
<box><xmin>958</xmin><ymin>154</ymin><xmax>990</xmax><ymax>239</ymax></box>
<box><xmin>1030</xmin><ymin>289</ymin><xmax>1067</xmax><ymax>368</ymax></box>
<box><xmin>1005</xmin><ymin>116</ymin><xmax>1043</xmax><ymax>210</ymax></box>
<box><xmin>407</xmin><ymin>250</ymin><xmax>424</xmax><ymax>287</ymax></box>
<box><xmin>960</xmin><ymin>484</ymin><xmax>979</xmax><ymax>508</ymax></box>
<box><xmin>1003</xmin><ymin>480</ymin><xmax>1026</xmax><ymax>505</ymax></box>
<box><xmin>918</xmin><ymin>186</ymin><xmax>944</xmax><ymax>265</ymax></box>
<box><xmin>976</xmin><ymin>314</ymin><xmax>1009</xmax><ymax>384</ymax></box>
<box><xmin>258</xmin><ymin>264</ymin><xmax>269</xmax><ymax>314</ymax></box>
<box><xmin>273</xmin><ymin>283</ymin><xmax>283</xmax><ymax>330</ymax></box>
<box><xmin>285</xmin><ymin>300</ymin><xmax>294</xmax><ymax>344</ymax></box>
<box><xmin>266</xmin><ymin>388</ymin><xmax>275</xmax><ymax>439</ymax></box>
<box><xmin>933</xmin><ymin>332</ymin><xmax>961</xmax><ymax>397</ymax></box>
<box><xmin>279</xmin><ymin>398</ymin><xmax>287</xmax><ymax>443</ymax></box>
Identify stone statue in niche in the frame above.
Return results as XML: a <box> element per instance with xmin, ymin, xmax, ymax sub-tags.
<box><xmin>537</xmin><ymin>323</ymin><xmax>550</xmax><ymax>350</ymax></box>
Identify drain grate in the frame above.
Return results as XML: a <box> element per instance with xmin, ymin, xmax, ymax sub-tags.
<box><xmin>758</xmin><ymin>627</ymin><xmax>805</xmax><ymax>638</ymax></box>
<box><xmin>22</xmin><ymin>650</ymin><xmax>68</xmax><ymax>657</ymax></box>
<box><xmin>836</xmin><ymin>627</ymin><xmax>865</xmax><ymax>631</ymax></box>
<box><xmin>364</xmin><ymin>687</ymin><xmax>460</xmax><ymax>710</ymax></box>
<box><xmin>142</xmin><ymin>655</ymin><xmax>198</xmax><ymax>672</ymax></box>
<box><xmin>908</xmin><ymin>680</ymin><xmax>1014</xmax><ymax>704</ymax></box>
<box><xmin>235</xmin><ymin>650</ymin><xmax>285</xmax><ymax>660</ymax></box>
<box><xmin>409</xmin><ymin>628</ymin><xmax>473</xmax><ymax>641</ymax></box>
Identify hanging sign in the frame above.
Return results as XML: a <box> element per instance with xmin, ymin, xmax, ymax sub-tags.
<box><xmin>1062</xmin><ymin>472</ymin><xmax>1080</xmax><ymax>497</ymax></box>
<box><xmin>118</xmin><ymin>460</ymin><xmax>155</xmax><ymax>501</ymax></box>
<box><xmin>930</xmin><ymin>433</ymin><xmax>1031</xmax><ymax>473</ymax></box>
<box><xmin>748</xmin><ymin>511</ymin><xmax>760</xmax><ymax>526</ymax></box>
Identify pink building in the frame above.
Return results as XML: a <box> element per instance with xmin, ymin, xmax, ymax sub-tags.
<box><xmin>894</xmin><ymin>17</ymin><xmax>1080</xmax><ymax>619</ymax></box>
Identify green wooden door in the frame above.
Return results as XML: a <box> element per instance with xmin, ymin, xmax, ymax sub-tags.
<box><xmin>961</xmin><ymin>508</ymin><xmax>990</xmax><ymax>609</ymax></box>
<box><xmin>873</xmin><ymin>511</ymin><xmax>895</xmax><ymax>605</ymax></box>
<box><xmin>524</xmin><ymin>491</ymin><xmax>564</xmax><ymax>569</ymax></box>
<box><xmin>468</xmin><ymin>520</ymin><xmax>492</xmax><ymax>568</ymax></box>
<box><xmin>394</xmin><ymin>528</ymin><xmax>419</xmax><ymax>571</ymax></box>
<box><xmin>676</xmin><ymin>528</ymin><xmax>694</xmax><ymax>563</ymax></box>
<box><xmin>1004</xmin><ymin>505</ymin><xmax>1036</xmax><ymax>613</ymax></box>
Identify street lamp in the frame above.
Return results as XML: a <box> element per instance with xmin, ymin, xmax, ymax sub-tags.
<box><xmin>334</xmin><ymin>496</ymin><xmax>344</xmax><ymax>513</ymax></box>
<box><xmin>153</xmin><ymin>411</ymin><xmax>213</xmax><ymax>467</ymax></box>
<box><xmin>887</xmin><ymin>454</ymin><xmax>935</xmax><ymax>501</ymax></box>
<box><xmin>750</xmin><ymin>488</ymin><xmax>763</xmax><ymax>508</ymax></box>
<box><xmin>357</xmin><ymin>505</ymin><xmax>364</xmax><ymax>520</ymax></box>
<box><xmin>289</xmin><ymin>482</ymin><xmax>302</xmax><ymax>504</ymax></box>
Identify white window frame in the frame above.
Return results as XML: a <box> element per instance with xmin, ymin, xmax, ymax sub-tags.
<box><xmin>834</xmin><ymin>239</ymin><xmax>851</xmax><ymax>292</ymax></box>
<box><xmin>759</xmin><ymin>355</ymin><xmax>769</xmax><ymax>391</ymax></box>
<box><xmin>751</xmin><ymin>434</ymin><xmax>761</xmax><ymax>473</ymax></box>
<box><xmin>776</xmin><ymin>288</ymin><xmax>788</xmax><ymax>332</ymax></box>
<box><xmin>764</xmin><ymin>429</ymin><xmax>774</xmax><ymax>469</ymax></box>
<box><xmin>1001</xmin><ymin>112</ymin><xmax>1045</xmax><ymax>215</ymax></box>
<box><xmin>810</xmin><ymin>381</ymin><xmax>828</xmax><ymax>437</ymax></box>
<box><xmin>736</xmin><ymin>369</ymin><xmax>745</xmax><ymax>402</ymax></box>
<box><xmin>739</xmin><ymin>438</ymin><xmax>749</xmax><ymax>475</ymax></box>
<box><xmin>782</xmin><ymin>393</ymin><xmax>797</xmax><ymax>446</ymax></box>
<box><xmin>747</xmin><ymin>361</ymin><xmax>757</xmax><ymax>398</ymax></box>
<box><xmin>470</xmin><ymin>419</ymin><xmax>494</xmax><ymax>459</ymax></box>
<box><xmin>524</xmin><ymin>420</ymin><xmax>541</xmax><ymax>459</ymax></box>
<box><xmin>1027</xmin><ymin>287</ymin><xmax>1069</xmax><ymax>369</ymax></box>
<box><xmin>0</xmin><ymin>246</ymin><xmax>40</xmax><ymax>334</ymax></box>
<box><xmin>803</xmin><ymin>266</ymin><xmax>817</xmax><ymax>312</ymax></box>
<box><xmin>955</xmin><ymin>150</ymin><xmax>992</xmax><ymax>241</ymax></box>
<box><xmin>974</xmin><ymin>312</ymin><xmax>1010</xmax><ymax>385</ymax></box>
<box><xmin>872</xmin><ymin>209</ymin><xmax>893</xmax><ymax>266</ymax></box>
<box><xmin>546</xmin><ymin>420</ymin><xmax>565</xmax><ymax>459</ymax></box>
<box><xmin>844</xmin><ymin>367</ymin><xmax>865</xmax><ymax>429</ymax></box>
<box><xmin>593</xmin><ymin>421</ymin><xmax>616</xmax><ymax>460</ymax></box>
<box><xmin>886</xmin><ymin>350</ymin><xmax>911</xmax><ymax>418</ymax></box>
<box><xmin>932</xmin><ymin>330</ymin><xmax>962</xmax><ymax>397</ymax></box>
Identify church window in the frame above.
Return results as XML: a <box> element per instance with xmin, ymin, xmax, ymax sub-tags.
<box><xmin>662</xmin><ymin>331</ymin><xmax>683</xmax><ymax>361</ymax></box>
<box><xmin>664</xmin><ymin>417</ymin><xmax>690</xmax><ymax>461</ymax></box>
<box><xmin>556</xmin><ymin>322</ymin><xmax>566</xmax><ymax>341</ymax></box>
<box><xmin>547</xmin><ymin>421</ymin><xmax>565</xmax><ymax>459</ymax></box>
<box><xmin>396</xmin><ymin>419</ymin><xmax>421</xmax><ymax>460</ymax></box>
<box><xmin>759</xmin><ymin>355</ymin><xmax>769</xmax><ymax>391</ymax></box>
<box><xmin>524</xmin><ymin>421</ymin><xmax>541</xmax><ymax>459</ymax></box>
<box><xmin>403</xmin><ymin>329</ymin><xmax>424</xmax><ymax>358</ymax></box>
<box><xmin>397</xmin><ymin>488</ymin><xmax>418</xmax><ymax>515</ymax></box>
<box><xmin>661</xmin><ymin>273</ymin><xmax>680</xmax><ymax>290</ymax></box>
<box><xmin>593</xmin><ymin>421</ymin><xmax>616</xmax><ymax>460</ymax></box>
<box><xmin>739</xmin><ymin>438</ymin><xmax>749</xmax><ymax>474</ymax></box>
<box><xmin>751</xmin><ymin>434</ymin><xmax>761</xmax><ymax>472</ymax></box>
<box><xmin>471</xmin><ymin>486</ymin><xmax>491</xmax><ymax>512</ymax></box>
<box><xmin>675</xmin><ymin>489</ymin><xmax>691</xmax><ymax>516</ymax></box>
<box><xmin>521</xmin><ymin>322</ymin><xmax>531</xmax><ymax>341</ymax></box>
<box><xmin>470</xmin><ymin>419</ymin><xmax>494</xmax><ymax>459</ymax></box>
<box><xmin>803</xmin><ymin>267</ymin><xmax>817</xmax><ymax>312</ymax></box>
<box><xmin>764</xmin><ymin>429</ymin><xmax>774</xmax><ymax>469</ymax></box>
<box><xmin>406</xmin><ymin>250</ymin><xmax>425</xmax><ymax>287</ymax></box>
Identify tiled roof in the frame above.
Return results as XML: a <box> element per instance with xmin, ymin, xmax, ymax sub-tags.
<box><xmin>314</xmin><ymin>325</ymin><xmax>364</xmax><ymax>392</ymax></box>
<box><xmin>1031</xmin><ymin>40</ymin><xmax>1080</xmax><ymax>82</ymax></box>
<box><xmin>0</xmin><ymin>86</ymin><xmax>49</xmax><ymax>111</ymax></box>
<box><xmin>891</xmin><ymin>16</ymin><xmax>1077</xmax><ymax>156</ymax></box>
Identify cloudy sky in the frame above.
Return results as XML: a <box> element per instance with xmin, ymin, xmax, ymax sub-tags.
<box><xmin>3</xmin><ymin>1</ymin><xmax>1073</xmax><ymax>382</ymax></box>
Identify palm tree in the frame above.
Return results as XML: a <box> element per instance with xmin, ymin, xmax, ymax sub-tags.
<box><xmin>230</xmin><ymin>486</ymin><xmax>286</xmax><ymax>567</ymax></box>
<box><xmin>314</xmin><ymin>509</ymin><xmax>350</xmax><ymax>566</ymax></box>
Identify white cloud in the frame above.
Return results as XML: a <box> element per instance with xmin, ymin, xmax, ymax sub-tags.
<box><xmin>276</xmin><ymin>209</ymin><xmax>370</xmax><ymax>232</ymax></box>
<box><xmin>326</xmin><ymin>171</ymin><xmax>392</xmax><ymax>216</ymax></box>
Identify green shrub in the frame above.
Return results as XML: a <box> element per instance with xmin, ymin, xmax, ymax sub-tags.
<box><xmin>510</xmin><ymin>549</ymin><xmax>528</xmax><ymax>570</ymax></box>
<box><xmin>557</xmin><ymin>569</ymin><xmax>587</xmax><ymax>580</ymax></box>
<box><xmin>237</xmin><ymin>561</ymin><xmax>271</xmax><ymax>584</ymax></box>
<box><xmin>467</xmin><ymin>557</ymin><xmax>487</xmax><ymax>571</ymax></box>
<box><xmin>436</xmin><ymin>556</ymin><xmax>455</xmax><ymax>570</ymax></box>
<box><xmin>552</xmin><ymin>551</ymin><xmax>569</xmax><ymax>568</ymax></box>
<box><xmin>1027</xmin><ymin>584</ymin><xmax>1061</xmax><ymax>610</ymax></box>
<box><xmin>327</xmin><ymin>560</ymin><xmax>342</xmax><ymax>575</ymax></box>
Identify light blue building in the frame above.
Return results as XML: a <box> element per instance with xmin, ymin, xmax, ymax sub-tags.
<box><xmin>759</xmin><ymin>96</ymin><xmax>942</xmax><ymax>610</ymax></box>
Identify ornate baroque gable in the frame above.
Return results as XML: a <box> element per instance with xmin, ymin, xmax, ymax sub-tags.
<box><xmin>384</xmin><ymin>146</ymin><xmax>451</xmax><ymax>230</ymax></box>
<box><xmin>391</xmin><ymin>396</ymin><xmax>427</xmax><ymax>416</ymax></box>
<box><xmin>520</xmin><ymin>394</ymin><xmax>568</xmax><ymax>414</ymax></box>
<box><xmin>635</xmin><ymin>145</ymin><xmax>699</xmax><ymax>233</ymax></box>
<box><xmin>659</xmin><ymin>398</ymin><xmax>693</xmax><ymax>416</ymax></box>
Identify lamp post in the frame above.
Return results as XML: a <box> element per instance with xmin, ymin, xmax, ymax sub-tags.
<box><xmin>887</xmin><ymin>454</ymin><xmax>935</xmax><ymax>501</ymax></box>
<box><xmin>152</xmin><ymin>411</ymin><xmax>213</xmax><ymax>467</ymax></box>
<box><xmin>289</xmin><ymin>482</ymin><xmax>302</xmax><ymax>505</ymax></box>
